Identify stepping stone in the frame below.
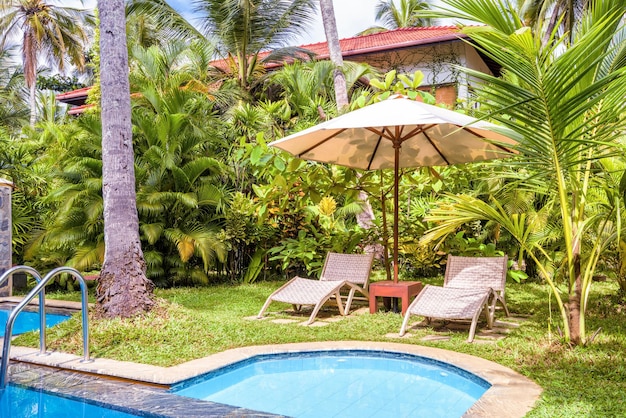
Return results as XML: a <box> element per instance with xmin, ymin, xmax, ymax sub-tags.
<box><xmin>475</xmin><ymin>331</ymin><xmax>506</xmax><ymax>341</ymax></box>
<box><xmin>474</xmin><ymin>334</ymin><xmax>506</xmax><ymax>344</ymax></box>
<box><xmin>350</xmin><ymin>307</ymin><xmax>369</xmax><ymax>316</ymax></box>
<box><xmin>420</xmin><ymin>335</ymin><xmax>451</xmax><ymax>342</ymax></box>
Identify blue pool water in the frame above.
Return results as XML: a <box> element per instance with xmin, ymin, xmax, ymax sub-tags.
<box><xmin>172</xmin><ymin>350</ymin><xmax>491</xmax><ymax>418</ymax></box>
<box><xmin>0</xmin><ymin>385</ymin><xmax>139</xmax><ymax>417</ymax></box>
<box><xmin>0</xmin><ymin>308</ymin><xmax>70</xmax><ymax>335</ymax></box>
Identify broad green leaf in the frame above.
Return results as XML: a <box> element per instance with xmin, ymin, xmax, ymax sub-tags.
<box><xmin>273</xmin><ymin>174</ymin><xmax>287</xmax><ymax>188</ymax></box>
<box><xmin>250</xmin><ymin>145</ymin><xmax>263</xmax><ymax>165</ymax></box>
<box><xmin>273</xmin><ymin>157</ymin><xmax>286</xmax><ymax>171</ymax></box>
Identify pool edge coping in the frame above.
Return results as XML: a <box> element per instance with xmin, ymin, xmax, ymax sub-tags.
<box><xmin>9</xmin><ymin>341</ymin><xmax>541</xmax><ymax>417</ymax></box>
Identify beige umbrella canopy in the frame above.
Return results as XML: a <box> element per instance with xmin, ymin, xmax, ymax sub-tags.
<box><xmin>269</xmin><ymin>95</ymin><xmax>518</xmax><ymax>282</ymax></box>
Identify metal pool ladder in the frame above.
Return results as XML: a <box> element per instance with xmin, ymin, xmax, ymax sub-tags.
<box><xmin>0</xmin><ymin>266</ymin><xmax>91</xmax><ymax>389</ymax></box>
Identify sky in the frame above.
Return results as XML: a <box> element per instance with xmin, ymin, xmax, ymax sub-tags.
<box><xmin>73</xmin><ymin>0</ymin><xmax>451</xmax><ymax>46</ymax></box>
<box><xmin>166</xmin><ymin>0</ymin><xmax>382</xmax><ymax>45</ymax></box>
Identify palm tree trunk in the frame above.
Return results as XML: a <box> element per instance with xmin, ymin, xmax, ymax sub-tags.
<box><xmin>568</xmin><ymin>223</ymin><xmax>583</xmax><ymax>344</ymax></box>
<box><xmin>29</xmin><ymin>82</ymin><xmax>37</xmax><ymax>127</ymax></box>
<box><xmin>97</xmin><ymin>0</ymin><xmax>154</xmax><ymax>318</ymax></box>
<box><xmin>319</xmin><ymin>0</ymin><xmax>349</xmax><ymax>111</ymax></box>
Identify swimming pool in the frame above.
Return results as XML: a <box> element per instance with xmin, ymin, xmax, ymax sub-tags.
<box><xmin>0</xmin><ymin>308</ymin><xmax>70</xmax><ymax>335</ymax></box>
<box><xmin>171</xmin><ymin>350</ymin><xmax>491</xmax><ymax>418</ymax></box>
<box><xmin>0</xmin><ymin>384</ymin><xmax>140</xmax><ymax>417</ymax></box>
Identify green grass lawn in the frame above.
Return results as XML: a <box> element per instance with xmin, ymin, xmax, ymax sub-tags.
<box><xmin>14</xmin><ymin>279</ymin><xmax>626</xmax><ymax>417</ymax></box>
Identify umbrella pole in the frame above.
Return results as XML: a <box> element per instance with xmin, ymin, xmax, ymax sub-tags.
<box><xmin>380</xmin><ymin>174</ymin><xmax>392</xmax><ymax>282</ymax></box>
<box><xmin>393</xmin><ymin>143</ymin><xmax>400</xmax><ymax>283</ymax></box>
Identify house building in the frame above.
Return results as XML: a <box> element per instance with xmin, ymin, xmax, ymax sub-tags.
<box><xmin>57</xmin><ymin>26</ymin><xmax>496</xmax><ymax>112</ymax></box>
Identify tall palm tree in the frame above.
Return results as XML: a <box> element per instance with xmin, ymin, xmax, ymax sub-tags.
<box><xmin>359</xmin><ymin>0</ymin><xmax>432</xmax><ymax>35</ymax></box>
<box><xmin>319</xmin><ymin>0</ymin><xmax>348</xmax><ymax>111</ymax></box>
<box><xmin>0</xmin><ymin>0</ymin><xmax>92</xmax><ymax>126</ymax></box>
<box><xmin>424</xmin><ymin>0</ymin><xmax>626</xmax><ymax>345</ymax></box>
<box><xmin>97</xmin><ymin>0</ymin><xmax>154</xmax><ymax>318</ymax></box>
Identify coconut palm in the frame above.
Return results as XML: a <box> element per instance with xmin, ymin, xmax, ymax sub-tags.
<box><xmin>358</xmin><ymin>0</ymin><xmax>432</xmax><ymax>35</ymax></box>
<box><xmin>424</xmin><ymin>0</ymin><xmax>626</xmax><ymax>345</ymax></box>
<box><xmin>193</xmin><ymin>0</ymin><xmax>317</xmax><ymax>92</ymax></box>
<box><xmin>319</xmin><ymin>0</ymin><xmax>348</xmax><ymax>111</ymax></box>
<box><xmin>98</xmin><ymin>0</ymin><xmax>154</xmax><ymax>318</ymax></box>
<box><xmin>518</xmin><ymin>0</ymin><xmax>590</xmax><ymax>43</ymax></box>
<box><xmin>0</xmin><ymin>0</ymin><xmax>92</xmax><ymax>126</ymax></box>
<box><xmin>126</xmin><ymin>0</ymin><xmax>206</xmax><ymax>48</ymax></box>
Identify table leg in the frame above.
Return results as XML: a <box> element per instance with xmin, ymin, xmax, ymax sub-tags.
<box><xmin>369</xmin><ymin>295</ymin><xmax>377</xmax><ymax>314</ymax></box>
<box><xmin>401</xmin><ymin>292</ymin><xmax>410</xmax><ymax>315</ymax></box>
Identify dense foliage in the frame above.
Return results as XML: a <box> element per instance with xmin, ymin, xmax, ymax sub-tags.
<box><xmin>0</xmin><ymin>0</ymin><xmax>624</xmax><ymax>345</ymax></box>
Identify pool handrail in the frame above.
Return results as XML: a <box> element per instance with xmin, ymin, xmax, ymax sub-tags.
<box><xmin>0</xmin><ymin>266</ymin><xmax>91</xmax><ymax>389</ymax></box>
<box><xmin>0</xmin><ymin>266</ymin><xmax>45</xmax><ymax>353</ymax></box>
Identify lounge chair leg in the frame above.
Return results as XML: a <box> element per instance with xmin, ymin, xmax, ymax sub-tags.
<box><xmin>257</xmin><ymin>298</ymin><xmax>273</xmax><ymax>319</ymax></box>
<box><xmin>335</xmin><ymin>291</ymin><xmax>345</xmax><ymax>316</ymax></box>
<box><xmin>486</xmin><ymin>309</ymin><xmax>493</xmax><ymax>329</ymax></box>
<box><xmin>467</xmin><ymin>318</ymin><xmax>479</xmax><ymax>343</ymax></box>
<box><xmin>487</xmin><ymin>294</ymin><xmax>497</xmax><ymax>328</ymax></box>
<box><xmin>344</xmin><ymin>289</ymin><xmax>355</xmax><ymax>314</ymax></box>
<box><xmin>306</xmin><ymin>299</ymin><xmax>329</xmax><ymax>325</ymax></box>
<box><xmin>501</xmin><ymin>298</ymin><xmax>510</xmax><ymax>317</ymax></box>
<box><xmin>468</xmin><ymin>301</ymin><xmax>488</xmax><ymax>343</ymax></box>
<box><xmin>399</xmin><ymin>312</ymin><xmax>412</xmax><ymax>336</ymax></box>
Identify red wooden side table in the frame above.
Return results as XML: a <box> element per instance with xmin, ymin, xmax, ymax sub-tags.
<box><xmin>369</xmin><ymin>281</ymin><xmax>424</xmax><ymax>315</ymax></box>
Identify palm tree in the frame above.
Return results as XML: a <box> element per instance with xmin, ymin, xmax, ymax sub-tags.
<box><xmin>130</xmin><ymin>42</ymin><xmax>229</xmax><ymax>285</ymax></box>
<box><xmin>358</xmin><ymin>0</ymin><xmax>432</xmax><ymax>35</ymax></box>
<box><xmin>126</xmin><ymin>0</ymin><xmax>205</xmax><ymax>48</ymax></box>
<box><xmin>193</xmin><ymin>0</ymin><xmax>317</xmax><ymax>92</ymax></box>
<box><xmin>0</xmin><ymin>45</ymin><xmax>27</xmax><ymax>131</ymax></box>
<box><xmin>424</xmin><ymin>0</ymin><xmax>626</xmax><ymax>345</ymax></box>
<box><xmin>97</xmin><ymin>0</ymin><xmax>154</xmax><ymax>318</ymax></box>
<box><xmin>319</xmin><ymin>0</ymin><xmax>348</xmax><ymax>111</ymax></box>
<box><xmin>519</xmin><ymin>0</ymin><xmax>590</xmax><ymax>43</ymax></box>
<box><xmin>0</xmin><ymin>0</ymin><xmax>92</xmax><ymax>126</ymax></box>
<box><xmin>31</xmin><ymin>41</ymin><xmax>236</xmax><ymax>286</ymax></box>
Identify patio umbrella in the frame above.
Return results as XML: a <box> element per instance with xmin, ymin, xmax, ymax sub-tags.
<box><xmin>269</xmin><ymin>95</ymin><xmax>518</xmax><ymax>283</ymax></box>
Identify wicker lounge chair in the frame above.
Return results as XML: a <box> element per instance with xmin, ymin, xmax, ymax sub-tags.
<box><xmin>257</xmin><ymin>252</ymin><xmax>374</xmax><ymax>325</ymax></box>
<box><xmin>399</xmin><ymin>255</ymin><xmax>509</xmax><ymax>342</ymax></box>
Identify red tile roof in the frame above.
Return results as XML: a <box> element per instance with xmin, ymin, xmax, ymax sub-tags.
<box><xmin>67</xmin><ymin>103</ymin><xmax>94</xmax><ymax>115</ymax></box>
<box><xmin>55</xmin><ymin>86</ymin><xmax>92</xmax><ymax>106</ymax></box>
<box><xmin>262</xmin><ymin>26</ymin><xmax>465</xmax><ymax>69</ymax></box>
<box><xmin>301</xmin><ymin>26</ymin><xmax>463</xmax><ymax>57</ymax></box>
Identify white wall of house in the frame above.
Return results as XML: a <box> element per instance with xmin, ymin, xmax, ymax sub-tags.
<box><xmin>356</xmin><ymin>41</ymin><xmax>492</xmax><ymax>103</ymax></box>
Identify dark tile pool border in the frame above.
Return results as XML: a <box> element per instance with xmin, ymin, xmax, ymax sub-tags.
<box><xmin>6</xmin><ymin>363</ymin><xmax>283</xmax><ymax>418</ymax></box>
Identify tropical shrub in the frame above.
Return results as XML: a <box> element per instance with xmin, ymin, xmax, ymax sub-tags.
<box><xmin>424</xmin><ymin>0</ymin><xmax>626</xmax><ymax>345</ymax></box>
